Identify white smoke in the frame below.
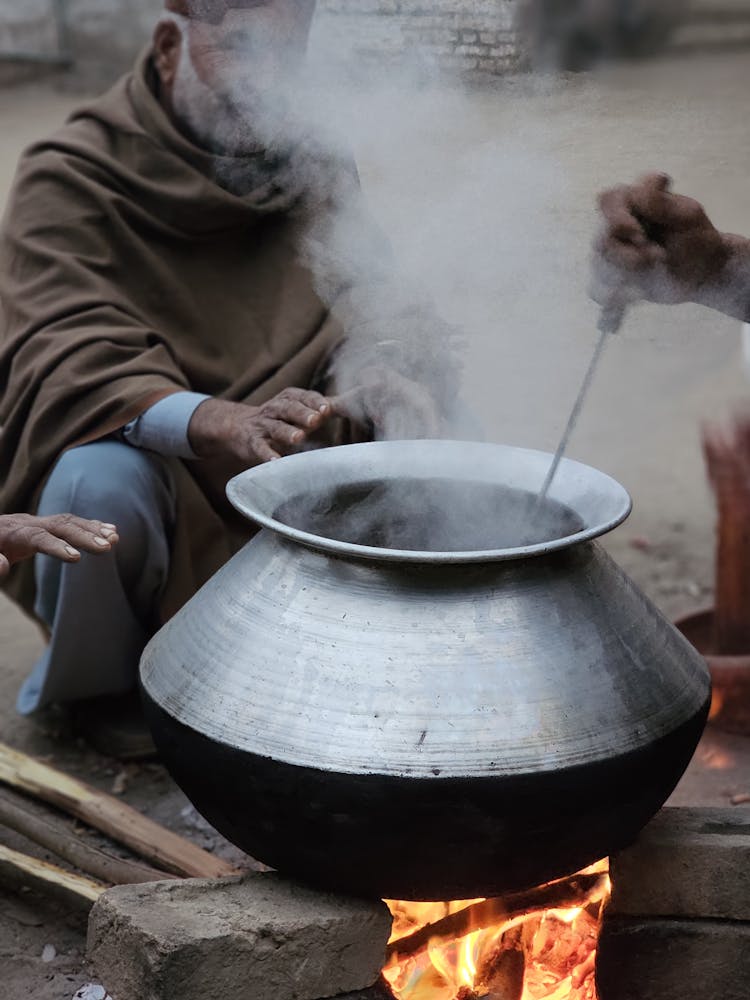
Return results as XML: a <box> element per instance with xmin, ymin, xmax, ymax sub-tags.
<box><xmin>167</xmin><ymin>6</ymin><xmax>571</xmax><ymax>448</ymax></box>
<box><xmin>164</xmin><ymin>5</ymin><xmax>597</xmax><ymax>546</ymax></box>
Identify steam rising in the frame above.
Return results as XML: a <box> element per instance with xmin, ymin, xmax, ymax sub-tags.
<box><xmin>276</xmin><ymin>477</ymin><xmax>583</xmax><ymax>552</ymax></box>
<box><xmin>168</xmin><ymin>6</ymin><xmax>582</xmax><ymax>547</ymax></box>
<box><xmin>168</xmin><ymin>6</ymin><xmax>574</xmax><ymax>445</ymax></box>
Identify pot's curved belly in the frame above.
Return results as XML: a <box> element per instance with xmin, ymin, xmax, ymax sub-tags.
<box><xmin>141</xmin><ymin>690</ymin><xmax>708</xmax><ymax>899</ymax></box>
<box><xmin>141</xmin><ymin>532</ymin><xmax>708</xmax><ymax>778</ymax></box>
<box><xmin>140</xmin><ymin>528</ymin><xmax>710</xmax><ymax>897</ymax></box>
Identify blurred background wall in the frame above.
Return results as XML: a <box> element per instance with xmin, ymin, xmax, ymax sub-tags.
<box><xmin>0</xmin><ymin>0</ymin><xmax>520</xmax><ymax>87</ymax></box>
<box><xmin>0</xmin><ymin>0</ymin><xmax>156</xmax><ymax>85</ymax></box>
<box><xmin>3</xmin><ymin>0</ymin><xmax>736</xmax><ymax>90</ymax></box>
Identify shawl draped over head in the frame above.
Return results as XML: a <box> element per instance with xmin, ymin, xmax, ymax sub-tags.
<box><xmin>0</xmin><ymin>50</ymin><xmax>347</xmax><ymax>623</ymax></box>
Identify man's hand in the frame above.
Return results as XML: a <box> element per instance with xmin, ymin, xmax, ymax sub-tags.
<box><xmin>188</xmin><ymin>389</ymin><xmax>334</xmax><ymax>464</ymax></box>
<box><xmin>330</xmin><ymin>365</ymin><xmax>442</xmax><ymax>441</ymax></box>
<box><xmin>592</xmin><ymin>172</ymin><xmax>733</xmax><ymax>311</ymax></box>
<box><xmin>0</xmin><ymin>514</ymin><xmax>119</xmax><ymax>579</ymax></box>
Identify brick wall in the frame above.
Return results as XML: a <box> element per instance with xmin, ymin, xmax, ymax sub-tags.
<box><xmin>313</xmin><ymin>1</ymin><xmax>522</xmax><ymax>76</ymax></box>
<box><xmin>0</xmin><ymin>0</ymin><xmax>523</xmax><ymax>87</ymax></box>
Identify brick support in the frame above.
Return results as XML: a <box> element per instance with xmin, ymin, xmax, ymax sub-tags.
<box><xmin>87</xmin><ymin>873</ymin><xmax>393</xmax><ymax>1000</ymax></box>
<box><xmin>608</xmin><ymin>807</ymin><xmax>750</xmax><ymax>922</ymax></box>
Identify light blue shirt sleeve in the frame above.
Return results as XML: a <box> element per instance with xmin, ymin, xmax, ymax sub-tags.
<box><xmin>121</xmin><ymin>391</ymin><xmax>211</xmax><ymax>459</ymax></box>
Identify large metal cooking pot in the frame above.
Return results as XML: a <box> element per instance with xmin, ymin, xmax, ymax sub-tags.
<box><xmin>140</xmin><ymin>440</ymin><xmax>710</xmax><ymax>900</ymax></box>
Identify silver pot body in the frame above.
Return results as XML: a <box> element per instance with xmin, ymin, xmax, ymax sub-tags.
<box><xmin>140</xmin><ymin>441</ymin><xmax>710</xmax><ymax>899</ymax></box>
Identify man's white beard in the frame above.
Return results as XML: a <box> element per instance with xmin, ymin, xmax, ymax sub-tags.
<box><xmin>171</xmin><ymin>42</ymin><xmax>264</xmax><ymax>159</ymax></box>
<box><xmin>169</xmin><ymin>31</ymin><xmax>324</xmax><ymax>204</ymax></box>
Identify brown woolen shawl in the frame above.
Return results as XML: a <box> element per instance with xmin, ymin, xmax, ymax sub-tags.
<box><xmin>0</xmin><ymin>50</ymin><xmax>345</xmax><ymax>625</ymax></box>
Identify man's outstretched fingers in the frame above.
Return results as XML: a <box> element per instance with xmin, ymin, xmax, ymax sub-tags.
<box><xmin>292</xmin><ymin>388</ymin><xmax>332</xmax><ymax>413</ymax></box>
<box><xmin>271</xmin><ymin>397</ymin><xmax>328</xmax><ymax>429</ymax></box>
<box><xmin>264</xmin><ymin>418</ymin><xmax>305</xmax><ymax>447</ymax></box>
<box><xmin>20</xmin><ymin>525</ymin><xmax>82</xmax><ymax>562</ymax></box>
<box><xmin>41</xmin><ymin>514</ymin><xmax>116</xmax><ymax>553</ymax></box>
<box><xmin>0</xmin><ymin>512</ymin><xmax>120</xmax><ymax>572</ymax></box>
<box><xmin>249</xmin><ymin>436</ymin><xmax>282</xmax><ymax>463</ymax></box>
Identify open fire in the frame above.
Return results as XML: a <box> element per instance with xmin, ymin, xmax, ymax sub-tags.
<box><xmin>383</xmin><ymin>861</ymin><xmax>610</xmax><ymax>1000</ymax></box>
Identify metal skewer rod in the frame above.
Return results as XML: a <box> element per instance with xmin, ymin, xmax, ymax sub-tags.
<box><xmin>536</xmin><ymin>304</ymin><xmax>625</xmax><ymax>507</ymax></box>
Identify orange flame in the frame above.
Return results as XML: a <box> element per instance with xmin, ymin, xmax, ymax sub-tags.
<box><xmin>708</xmin><ymin>688</ymin><xmax>725</xmax><ymax>723</ymax></box>
<box><xmin>383</xmin><ymin>861</ymin><xmax>610</xmax><ymax>1000</ymax></box>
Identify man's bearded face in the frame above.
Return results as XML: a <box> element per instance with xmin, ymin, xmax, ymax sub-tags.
<box><xmin>170</xmin><ymin>1</ymin><xmax>316</xmax><ymax>156</ymax></box>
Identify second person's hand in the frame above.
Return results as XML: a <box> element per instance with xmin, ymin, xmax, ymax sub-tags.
<box><xmin>591</xmin><ymin>172</ymin><xmax>732</xmax><ymax>309</ymax></box>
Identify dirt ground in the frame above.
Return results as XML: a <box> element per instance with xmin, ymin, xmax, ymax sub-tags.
<box><xmin>2</xmin><ymin>40</ymin><xmax>750</xmax><ymax>1000</ymax></box>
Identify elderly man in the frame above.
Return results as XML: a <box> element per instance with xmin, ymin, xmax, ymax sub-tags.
<box><xmin>0</xmin><ymin>0</ymin><xmax>452</xmax><ymax>757</ymax></box>
<box><xmin>593</xmin><ymin>172</ymin><xmax>750</xmax><ymax>322</ymax></box>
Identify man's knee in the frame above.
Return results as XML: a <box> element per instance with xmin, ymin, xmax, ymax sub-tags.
<box><xmin>34</xmin><ymin>441</ymin><xmax>176</xmax><ymax>627</ymax></box>
<box><xmin>38</xmin><ymin>441</ymin><xmax>175</xmax><ymax>585</ymax></box>
<box><xmin>39</xmin><ymin>441</ymin><xmax>175</xmax><ymax>532</ymax></box>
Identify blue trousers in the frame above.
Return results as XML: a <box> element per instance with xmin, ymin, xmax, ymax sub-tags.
<box><xmin>17</xmin><ymin>441</ymin><xmax>177</xmax><ymax>715</ymax></box>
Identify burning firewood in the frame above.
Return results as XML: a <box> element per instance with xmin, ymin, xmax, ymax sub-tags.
<box><xmin>476</xmin><ymin>925</ymin><xmax>525</xmax><ymax>1000</ymax></box>
<box><xmin>384</xmin><ymin>865</ymin><xmax>608</xmax><ymax>1000</ymax></box>
<box><xmin>385</xmin><ymin>872</ymin><xmax>605</xmax><ymax>962</ymax></box>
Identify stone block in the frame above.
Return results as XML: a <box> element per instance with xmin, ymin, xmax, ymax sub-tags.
<box><xmin>596</xmin><ymin>916</ymin><xmax>750</xmax><ymax>1000</ymax></box>
<box><xmin>87</xmin><ymin>873</ymin><xmax>393</xmax><ymax>1000</ymax></box>
<box><xmin>609</xmin><ymin>807</ymin><xmax>750</xmax><ymax>921</ymax></box>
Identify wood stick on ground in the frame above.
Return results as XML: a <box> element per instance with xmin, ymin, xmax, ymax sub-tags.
<box><xmin>0</xmin><ymin>741</ymin><xmax>237</xmax><ymax>879</ymax></box>
<box><xmin>385</xmin><ymin>873</ymin><xmax>604</xmax><ymax>963</ymax></box>
<box><xmin>0</xmin><ymin>841</ymin><xmax>106</xmax><ymax>910</ymax></box>
<box><xmin>0</xmin><ymin>785</ymin><xmax>176</xmax><ymax>886</ymax></box>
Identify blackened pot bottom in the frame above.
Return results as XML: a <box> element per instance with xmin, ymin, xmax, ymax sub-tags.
<box><xmin>142</xmin><ymin>690</ymin><xmax>709</xmax><ymax>900</ymax></box>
